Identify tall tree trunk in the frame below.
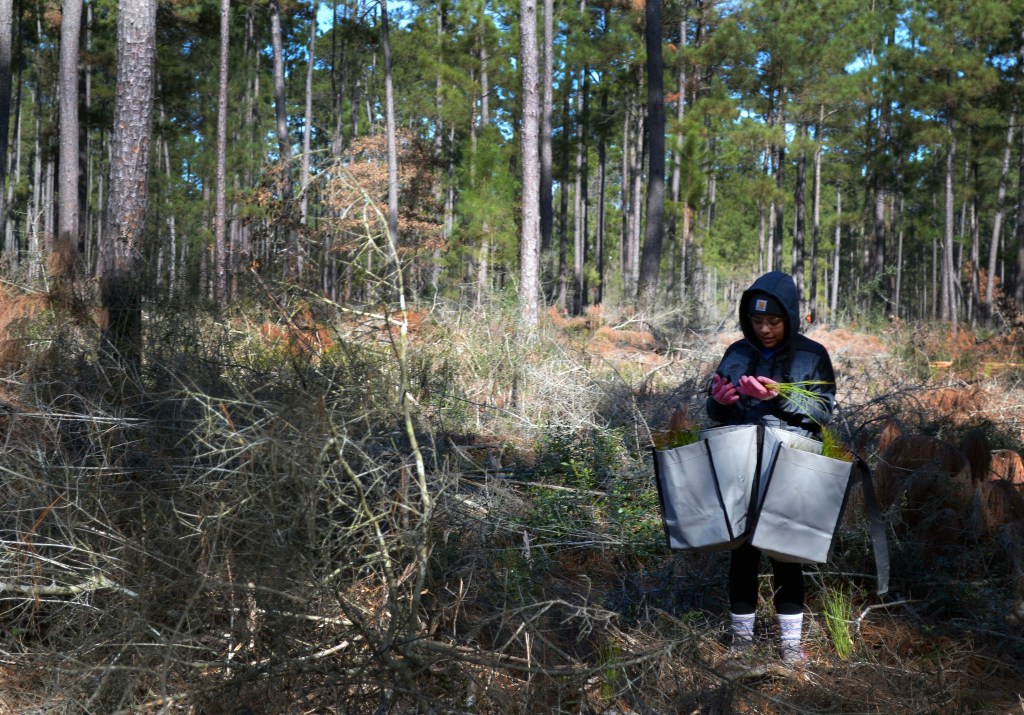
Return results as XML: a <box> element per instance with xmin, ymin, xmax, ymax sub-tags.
<box><xmin>1015</xmin><ymin>124</ymin><xmax>1024</xmax><ymax>312</ymax></box>
<box><xmin>0</xmin><ymin>0</ymin><xmax>13</xmax><ymax>255</ymax></box>
<box><xmin>572</xmin><ymin>60</ymin><xmax>589</xmax><ymax>316</ymax></box>
<box><xmin>540</xmin><ymin>0</ymin><xmax>554</xmax><ymax>256</ymax></box>
<box><xmin>942</xmin><ymin>122</ymin><xmax>958</xmax><ymax>331</ymax></box>
<box><xmin>57</xmin><ymin>0</ymin><xmax>83</xmax><ymax>258</ymax></box>
<box><xmin>831</xmin><ymin>186</ymin><xmax>841</xmax><ymax>319</ymax></box>
<box><xmin>988</xmin><ymin>108</ymin><xmax>1015</xmax><ymax>312</ymax></box>
<box><xmin>475</xmin><ymin>18</ymin><xmax>491</xmax><ymax>307</ymax></box>
<box><xmin>100</xmin><ymin>0</ymin><xmax>158</xmax><ymax>369</ymax></box>
<box><xmin>270</xmin><ymin>0</ymin><xmax>297</xmax><ymax>276</ymax></box>
<box><xmin>792</xmin><ymin>122</ymin><xmax>807</xmax><ymax>314</ymax></box>
<box><xmin>637</xmin><ymin>0</ymin><xmax>665</xmax><ymax>305</ymax></box>
<box><xmin>518</xmin><ymin>0</ymin><xmax>541</xmax><ymax>327</ymax></box>
<box><xmin>301</xmin><ymin>3</ymin><xmax>316</xmax><ymax>226</ymax></box>
<box><xmin>556</xmin><ymin>91</ymin><xmax>569</xmax><ymax>309</ymax></box>
<box><xmin>629</xmin><ymin>100</ymin><xmax>644</xmax><ymax>295</ymax></box>
<box><xmin>595</xmin><ymin>87</ymin><xmax>607</xmax><ymax>306</ymax></box>
<box><xmin>668</xmin><ymin>5</ymin><xmax>686</xmax><ymax>297</ymax></box>
<box><xmin>214</xmin><ymin>0</ymin><xmax>231</xmax><ymax>304</ymax></box>
<box><xmin>771</xmin><ymin>93</ymin><xmax>785</xmax><ymax>271</ymax></box>
<box><xmin>382</xmin><ymin>0</ymin><xmax>399</xmax><ymax>295</ymax></box>
<box><xmin>809</xmin><ymin>108</ymin><xmax>823</xmax><ymax>322</ymax></box>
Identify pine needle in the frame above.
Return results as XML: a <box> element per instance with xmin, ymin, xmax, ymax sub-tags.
<box><xmin>770</xmin><ymin>379</ymin><xmax>832</xmax><ymax>414</ymax></box>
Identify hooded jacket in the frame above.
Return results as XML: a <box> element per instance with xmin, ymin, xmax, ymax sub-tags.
<box><xmin>706</xmin><ymin>271</ymin><xmax>835</xmax><ymax>436</ymax></box>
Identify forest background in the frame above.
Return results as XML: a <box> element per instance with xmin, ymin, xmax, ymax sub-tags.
<box><xmin>0</xmin><ymin>0</ymin><xmax>1022</xmax><ymax>712</ymax></box>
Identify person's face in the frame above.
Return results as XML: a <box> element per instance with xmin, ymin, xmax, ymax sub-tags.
<box><xmin>750</xmin><ymin>314</ymin><xmax>785</xmax><ymax>349</ymax></box>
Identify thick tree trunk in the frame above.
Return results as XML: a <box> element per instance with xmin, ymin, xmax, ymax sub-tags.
<box><xmin>0</xmin><ymin>0</ymin><xmax>13</xmax><ymax>255</ymax></box>
<box><xmin>100</xmin><ymin>0</ymin><xmax>158</xmax><ymax>369</ymax></box>
<box><xmin>518</xmin><ymin>0</ymin><xmax>541</xmax><ymax>327</ymax></box>
<box><xmin>57</xmin><ymin>0</ymin><xmax>83</xmax><ymax>256</ymax></box>
<box><xmin>637</xmin><ymin>0</ymin><xmax>665</xmax><ymax>305</ymax></box>
<box><xmin>382</xmin><ymin>0</ymin><xmax>399</xmax><ymax>295</ymax></box>
<box><xmin>540</xmin><ymin>0</ymin><xmax>554</xmax><ymax>255</ymax></box>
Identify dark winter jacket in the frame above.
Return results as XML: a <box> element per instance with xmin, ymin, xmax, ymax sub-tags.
<box><xmin>706</xmin><ymin>271</ymin><xmax>835</xmax><ymax>436</ymax></box>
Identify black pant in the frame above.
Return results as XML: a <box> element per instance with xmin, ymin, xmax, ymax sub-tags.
<box><xmin>729</xmin><ymin>541</ymin><xmax>804</xmax><ymax>615</ymax></box>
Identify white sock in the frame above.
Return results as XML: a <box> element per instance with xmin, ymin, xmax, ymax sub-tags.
<box><xmin>777</xmin><ymin>612</ymin><xmax>805</xmax><ymax>662</ymax></box>
<box><xmin>730</xmin><ymin>612</ymin><xmax>755</xmax><ymax>649</ymax></box>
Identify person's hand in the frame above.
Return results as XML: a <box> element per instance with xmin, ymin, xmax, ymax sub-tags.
<box><xmin>736</xmin><ymin>375</ymin><xmax>779</xmax><ymax>401</ymax></box>
<box><xmin>710</xmin><ymin>373</ymin><xmax>739</xmax><ymax>405</ymax></box>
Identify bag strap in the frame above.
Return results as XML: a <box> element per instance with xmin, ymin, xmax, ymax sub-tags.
<box><xmin>852</xmin><ymin>458</ymin><xmax>890</xmax><ymax>596</ymax></box>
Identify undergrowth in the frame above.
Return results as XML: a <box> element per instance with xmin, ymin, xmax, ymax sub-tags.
<box><xmin>0</xmin><ymin>279</ymin><xmax>1020</xmax><ymax>714</ymax></box>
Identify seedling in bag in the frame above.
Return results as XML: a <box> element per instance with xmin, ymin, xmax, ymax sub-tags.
<box><xmin>652</xmin><ymin>406</ymin><xmax>700</xmax><ymax>450</ymax></box>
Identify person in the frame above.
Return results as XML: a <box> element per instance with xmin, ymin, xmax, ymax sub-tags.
<box><xmin>706</xmin><ymin>270</ymin><xmax>836</xmax><ymax>664</ymax></box>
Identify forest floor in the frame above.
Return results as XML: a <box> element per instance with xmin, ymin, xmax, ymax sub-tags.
<box><xmin>0</xmin><ymin>292</ymin><xmax>1021</xmax><ymax>713</ymax></box>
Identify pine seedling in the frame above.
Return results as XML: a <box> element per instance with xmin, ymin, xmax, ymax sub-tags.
<box><xmin>653</xmin><ymin>406</ymin><xmax>700</xmax><ymax>450</ymax></box>
<box><xmin>770</xmin><ymin>379</ymin><xmax>832</xmax><ymax>414</ymax></box>
<box><xmin>821</xmin><ymin>425</ymin><xmax>854</xmax><ymax>462</ymax></box>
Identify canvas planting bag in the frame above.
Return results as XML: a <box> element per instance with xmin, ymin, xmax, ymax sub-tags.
<box><xmin>750</xmin><ymin>442</ymin><xmax>854</xmax><ymax>564</ymax></box>
<box><xmin>653</xmin><ymin>425</ymin><xmax>759</xmax><ymax>551</ymax></box>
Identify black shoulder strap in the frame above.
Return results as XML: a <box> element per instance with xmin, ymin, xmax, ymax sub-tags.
<box><xmin>852</xmin><ymin>458</ymin><xmax>890</xmax><ymax>596</ymax></box>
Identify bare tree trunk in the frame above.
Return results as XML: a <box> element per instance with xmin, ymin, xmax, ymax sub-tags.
<box><xmin>637</xmin><ymin>0</ymin><xmax>665</xmax><ymax>305</ymax></box>
<box><xmin>382</xmin><ymin>0</ymin><xmax>399</xmax><ymax>297</ymax></box>
<box><xmin>988</xmin><ymin>109</ymin><xmax>1015</xmax><ymax>311</ymax></box>
<box><xmin>831</xmin><ymin>186</ymin><xmax>841</xmax><ymax>319</ymax></box>
<box><xmin>668</xmin><ymin>6</ymin><xmax>686</xmax><ymax>297</ymax></box>
<box><xmin>270</xmin><ymin>0</ymin><xmax>297</xmax><ymax>276</ymax></box>
<box><xmin>475</xmin><ymin>19</ymin><xmax>491</xmax><ymax>307</ymax></box>
<box><xmin>519</xmin><ymin>0</ymin><xmax>541</xmax><ymax>327</ymax></box>
<box><xmin>792</xmin><ymin>123</ymin><xmax>807</xmax><ymax>314</ymax></box>
<box><xmin>301</xmin><ymin>3</ymin><xmax>316</xmax><ymax>226</ymax></box>
<box><xmin>57</xmin><ymin>0</ymin><xmax>83</xmax><ymax>258</ymax></box>
<box><xmin>942</xmin><ymin>124</ymin><xmax>958</xmax><ymax>331</ymax></box>
<box><xmin>100</xmin><ymin>0</ymin><xmax>158</xmax><ymax>369</ymax></box>
<box><xmin>0</xmin><ymin>0</ymin><xmax>13</xmax><ymax>255</ymax></box>
<box><xmin>540</xmin><ymin>0</ymin><xmax>554</xmax><ymax>255</ymax></box>
<box><xmin>572</xmin><ymin>58</ymin><xmax>589</xmax><ymax>316</ymax></box>
<box><xmin>595</xmin><ymin>88</ymin><xmax>607</xmax><ymax>307</ymax></box>
<box><xmin>809</xmin><ymin>108</ymin><xmax>823</xmax><ymax>321</ymax></box>
<box><xmin>215</xmin><ymin>0</ymin><xmax>231</xmax><ymax>303</ymax></box>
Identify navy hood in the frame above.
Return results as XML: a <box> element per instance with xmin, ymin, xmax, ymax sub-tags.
<box><xmin>739</xmin><ymin>271</ymin><xmax>800</xmax><ymax>350</ymax></box>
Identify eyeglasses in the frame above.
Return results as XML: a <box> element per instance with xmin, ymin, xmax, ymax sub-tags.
<box><xmin>749</xmin><ymin>315</ymin><xmax>784</xmax><ymax>329</ymax></box>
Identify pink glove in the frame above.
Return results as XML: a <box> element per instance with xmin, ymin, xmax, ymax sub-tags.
<box><xmin>710</xmin><ymin>374</ymin><xmax>739</xmax><ymax>405</ymax></box>
<box><xmin>736</xmin><ymin>375</ymin><xmax>779</xmax><ymax>401</ymax></box>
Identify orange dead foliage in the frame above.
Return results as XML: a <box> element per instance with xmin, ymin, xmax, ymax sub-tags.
<box><xmin>990</xmin><ymin>449</ymin><xmax>1024</xmax><ymax>485</ymax></box>
<box><xmin>259</xmin><ymin>321</ymin><xmax>333</xmax><ymax>359</ymax></box>
<box><xmin>916</xmin><ymin>386</ymin><xmax>985</xmax><ymax>420</ymax></box>
<box><xmin>0</xmin><ymin>287</ymin><xmax>49</xmax><ymax>373</ymax></box>
<box><xmin>877</xmin><ymin>420</ymin><xmax>904</xmax><ymax>454</ymax></box>
<box><xmin>806</xmin><ymin>328</ymin><xmax>888</xmax><ymax>359</ymax></box>
<box><xmin>970</xmin><ymin>480</ymin><xmax>1024</xmax><ymax>536</ymax></box>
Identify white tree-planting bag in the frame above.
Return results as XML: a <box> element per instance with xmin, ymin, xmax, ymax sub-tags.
<box><xmin>653</xmin><ymin>425</ymin><xmax>759</xmax><ymax>551</ymax></box>
<box><xmin>751</xmin><ymin>443</ymin><xmax>853</xmax><ymax>563</ymax></box>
